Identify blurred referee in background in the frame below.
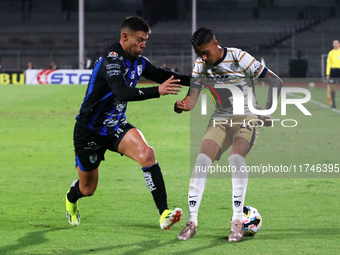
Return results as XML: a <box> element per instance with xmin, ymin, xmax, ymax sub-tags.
<box><xmin>326</xmin><ymin>39</ymin><xmax>340</xmax><ymax>108</ymax></box>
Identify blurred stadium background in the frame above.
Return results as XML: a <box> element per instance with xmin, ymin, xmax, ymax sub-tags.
<box><xmin>0</xmin><ymin>0</ymin><xmax>339</xmax><ymax>78</ymax></box>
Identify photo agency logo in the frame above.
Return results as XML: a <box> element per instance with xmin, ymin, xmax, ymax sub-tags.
<box><xmin>195</xmin><ymin>80</ymin><xmax>312</xmax><ymax>127</ymax></box>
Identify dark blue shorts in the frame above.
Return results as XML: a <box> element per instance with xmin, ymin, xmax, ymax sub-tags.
<box><xmin>73</xmin><ymin>121</ymin><xmax>135</xmax><ymax>171</ymax></box>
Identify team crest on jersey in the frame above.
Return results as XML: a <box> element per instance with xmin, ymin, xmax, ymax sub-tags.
<box><xmin>230</xmin><ymin>62</ymin><xmax>240</xmax><ymax>72</ymax></box>
<box><xmin>137</xmin><ymin>65</ymin><xmax>143</xmax><ymax>76</ymax></box>
<box><xmin>107</xmin><ymin>51</ymin><xmax>119</xmax><ymax>58</ymax></box>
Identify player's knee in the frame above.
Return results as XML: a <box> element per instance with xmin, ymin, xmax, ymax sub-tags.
<box><xmin>191</xmin><ymin>153</ymin><xmax>211</xmax><ymax>178</ymax></box>
<box><xmin>228</xmin><ymin>154</ymin><xmax>245</xmax><ymax>166</ymax></box>
<box><xmin>195</xmin><ymin>153</ymin><xmax>212</xmax><ymax>167</ymax></box>
<box><xmin>229</xmin><ymin>154</ymin><xmax>248</xmax><ymax>177</ymax></box>
<box><xmin>139</xmin><ymin>146</ymin><xmax>156</xmax><ymax>166</ymax></box>
<box><xmin>80</xmin><ymin>184</ymin><xmax>97</xmax><ymax>197</ymax></box>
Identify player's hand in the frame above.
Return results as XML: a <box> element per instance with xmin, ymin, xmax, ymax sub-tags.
<box><xmin>174</xmin><ymin>100</ymin><xmax>187</xmax><ymax>114</ymax></box>
<box><xmin>259</xmin><ymin>115</ymin><xmax>274</xmax><ymax>127</ymax></box>
<box><xmin>159</xmin><ymin>75</ymin><xmax>182</xmax><ymax>95</ymax></box>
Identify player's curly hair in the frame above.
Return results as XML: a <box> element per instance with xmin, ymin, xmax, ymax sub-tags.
<box><xmin>121</xmin><ymin>16</ymin><xmax>151</xmax><ymax>33</ymax></box>
<box><xmin>191</xmin><ymin>27</ymin><xmax>215</xmax><ymax>47</ymax></box>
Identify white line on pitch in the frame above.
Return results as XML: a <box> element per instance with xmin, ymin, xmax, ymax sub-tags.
<box><xmin>287</xmin><ymin>92</ymin><xmax>340</xmax><ymax>114</ymax></box>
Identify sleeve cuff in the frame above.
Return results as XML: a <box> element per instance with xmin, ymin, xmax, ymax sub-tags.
<box><xmin>259</xmin><ymin>67</ymin><xmax>268</xmax><ymax>78</ymax></box>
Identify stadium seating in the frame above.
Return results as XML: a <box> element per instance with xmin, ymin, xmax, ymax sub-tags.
<box><xmin>0</xmin><ymin>0</ymin><xmax>339</xmax><ymax>77</ymax></box>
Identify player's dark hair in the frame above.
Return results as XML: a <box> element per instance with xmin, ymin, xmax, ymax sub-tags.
<box><xmin>191</xmin><ymin>27</ymin><xmax>215</xmax><ymax>47</ymax></box>
<box><xmin>121</xmin><ymin>16</ymin><xmax>151</xmax><ymax>33</ymax></box>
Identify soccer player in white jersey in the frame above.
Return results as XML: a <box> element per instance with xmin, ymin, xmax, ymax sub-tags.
<box><xmin>175</xmin><ymin>27</ymin><xmax>282</xmax><ymax>242</ymax></box>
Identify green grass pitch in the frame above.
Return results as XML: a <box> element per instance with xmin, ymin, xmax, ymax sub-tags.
<box><xmin>0</xmin><ymin>83</ymin><xmax>339</xmax><ymax>254</ymax></box>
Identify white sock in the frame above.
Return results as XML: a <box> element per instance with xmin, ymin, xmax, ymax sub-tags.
<box><xmin>187</xmin><ymin>153</ymin><xmax>211</xmax><ymax>226</ymax></box>
<box><xmin>229</xmin><ymin>154</ymin><xmax>248</xmax><ymax>222</ymax></box>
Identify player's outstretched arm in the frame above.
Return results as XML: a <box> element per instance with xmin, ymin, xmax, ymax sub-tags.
<box><xmin>141</xmin><ymin>57</ymin><xmax>190</xmax><ymax>86</ymax></box>
<box><xmin>263</xmin><ymin>69</ymin><xmax>282</xmax><ymax>109</ymax></box>
<box><xmin>260</xmin><ymin>69</ymin><xmax>283</xmax><ymax>126</ymax></box>
<box><xmin>174</xmin><ymin>87</ymin><xmax>200</xmax><ymax>114</ymax></box>
<box><xmin>158</xmin><ymin>75</ymin><xmax>183</xmax><ymax>95</ymax></box>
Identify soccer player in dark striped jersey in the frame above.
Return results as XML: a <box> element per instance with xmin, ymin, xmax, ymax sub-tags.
<box><xmin>65</xmin><ymin>16</ymin><xmax>190</xmax><ymax>231</ymax></box>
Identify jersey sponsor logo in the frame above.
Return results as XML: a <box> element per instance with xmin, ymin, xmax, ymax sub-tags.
<box><xmin>116</xmin><ymin>103</ymin><xmax>126</xmax><ymax>112</ymax></box>
<box><xmin>107</xmin><ymin>51</ymin><xmax>119</xmax><ymax>58</ymax></box>
<box><xmin>137</xmin><ymin>64</ymin><xmax>143</xmax><ymax>76</ymax></box>
<box><xmin>106</xmin><ymin>63</ymin><xmax>121</xmax><ymax>69</ymax></box>
<box><xmin>103</xmin><ymin>118</ymin><xmax>118</xmax><ymax>128</ymax></box>
<box><xmin>103</xmin><ymin>107</ymin><xmax>126</xmax><ymax>127</ymax></box>
<box><xmin>107</xmin><ymin>69</ymin><xmax>121</xmax><ymax>76</ymax></box>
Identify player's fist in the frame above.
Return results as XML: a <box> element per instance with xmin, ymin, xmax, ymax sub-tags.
<box><xmin>174</xmin><ymin>100</ymin><xmax>187</xmax><ymax>113</ymax></box>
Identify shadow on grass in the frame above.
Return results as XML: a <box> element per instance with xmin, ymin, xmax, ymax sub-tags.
<box><xmin>51</xmin><ymin>232</ymin><xmax>253</xmax><ymax>254</ymax></box>
<box><xmin>2</xmin><ymin>227</ymin><xmax>338</xmax><ymax>255</ymax></box>
<box><xmin>0</xmin><ymin>227</ymin><xmax>68</xmax><ymax>255</ymax></box>
<box><xmin>56</xmin><ymin>238</ymin><xmax>227</xmax><ymax>255</ymax></box>
<box><xmin>119</xmin><ymin>222</ymin><xmax>160</xmax><ymax>230</ymax></box>
<box><xmin>258</xmin><ymin>227</ymin><xmax>340</xmax><ymax>240</ymax></box>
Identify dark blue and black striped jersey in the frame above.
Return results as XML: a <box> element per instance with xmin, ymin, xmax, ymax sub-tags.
<box><xmin>76</xmin><ymin>42</ymin><xmax>190</xmax><ymax>136</ymax></box>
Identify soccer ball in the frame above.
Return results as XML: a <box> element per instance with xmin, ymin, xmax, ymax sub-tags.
<box><xmin>243</xmin><ymin>206</ymin><xmax>262</xmax><ymax>236</ymax></box>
